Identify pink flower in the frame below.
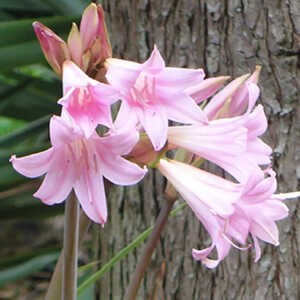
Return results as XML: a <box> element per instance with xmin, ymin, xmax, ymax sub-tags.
<box><xmin>58</xmin><ymin>60</ymin><xmax>119</xmax><ymax>138</ymax></box>
<box><xmin>192</xmin><ymin>169</ymin><xmax>299</xmax><ymax>267</ymax></box>
<box><xmin>158</xmin><ymin>159</ymin><xmax>242</xmax><ymax>218</ymax></box>
<box><xmin>158</xmin><ymin>159</ymin><xmax>300</xmax><ymax>268</ymax></box>
<box><xmin>168</xmin><ymin>105</ymin><xmax>271</xmax><ymax>182</ymax></box>
<box><xmin>10</xmin><ymin>116</ymin><xmax>146</xmax><ymax>225</ymax></box>
<box><xmin>157</xmin><ymin>159</ymin><xmax>243</xmax><ymax>268</ymax></box>
<box><xmin>105</xmin><ymin>46</ymin><xmax>208</xmax><ymax>151</ymax></box>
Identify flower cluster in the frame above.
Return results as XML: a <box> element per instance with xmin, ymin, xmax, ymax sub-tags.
<box><xmin>10</xmin><ymin>3</ymin><xmax>300</xmax><ymax>268</ymax></box>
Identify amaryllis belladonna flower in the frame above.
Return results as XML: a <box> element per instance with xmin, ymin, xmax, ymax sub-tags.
<box><xmin>158</xmin><ymin>159</ymin><xmax>300</xmax><ymax>268</ymax></box>
<box><xmin>168</xmin><ymin>105</ymin><xmax>271</xmax><ymax>182</ymax></box>
<box><xmin>58</xmin><ymin>60</ymin><xmax>119</xmax><ymax>139</ymax></box>
<box><xmin>105</xmin><ymin>46</ymin><xmax>208</xmax><ymax>151</ymax></box>
<box><xmin>10</xmin><ymin>116</ymin><xmax>146</xmax><ymax>225</ymax></box>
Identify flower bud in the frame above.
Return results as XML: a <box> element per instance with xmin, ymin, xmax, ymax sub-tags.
<box><xmin>33</xmin><ymin>21</ymin><xmax>70</xmax><ymax>75</ymax></box>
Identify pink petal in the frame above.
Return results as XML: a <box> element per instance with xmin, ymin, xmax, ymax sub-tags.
<box><xmin>244</xmin><ymin>105</ymin><xmax>267</xmax><ymax>138</ymax></box>
<box><xmin>67</xmin><ymin>23</ymin><xmax>82</xmax><ymax>67</ymax></box>
<box><xmin>252</xmin><ymin>234</ymin><xmax>262</xmax><ymax>262</ymax></box>
<box><xmin>80</xmin><ymin>3</ymin><xmax>99</xmax><ymax>52</ymax></box>
<box><xmin>73</xmin><ymin>153</ymin><xmax>107</xmax><ymax>225</ymax></box>
<box><xmin>243</xmin><ymin>172</ymin><xmax>277</xmax><ymax>203</ymax></box>
<box><xmin>49</xmin><ymin>115</ymin><xmax>81</xmax><ymax>147</ymax></box>
<box><xmin>246</xmin><ymin>138</ymin><xmax>272</xmax><ymax>165</ymax></box>
<box><xmin>34</xmin><ymin>148</ymin><xmax>75</xmax><ymax>205</ymax></box>
<box><xmin>139</xmin><ymin>108</ymin><xmax>168</xmax><ymax>151</ymax></box>
<box><xmin>157</xmin><ymin>66</ymin><xmax>205</xmax><ymax>91</ymax></box>
<box><xmin>259</xmin><ymin>200</ymin><xmax>289</xmax><ymax>220</ymax></box>
<box><xmin>142</xmin><ymin>45</ymin><xmax>165</xmax><ymax>74</ymax></box>
<box><xmin>158</xmin><ymin>159</ymin><xmax>240</xmax><ymax>216</ymax></box>
<box><xmin>186</xmin><ymin>76</ymin><xmax>230</xmax><ymax>104</ymax></box>
<box><xmin>250</xmin><ymin>214</ymin><xmax>279</xmax><ymax>246</ymax></box>
<box><xmin>229</xmin><ymin>82</ymin><xmax>260</xmax><ymax>116</ymax></box>
<box><xmin>105</xmin><ymin>58</ymin><xmax>141</xmax><ymax>94</ymax></box>
<box><xmin>227</xmin><ymin>210</ymin><xmax>250</xmax><ymax>244</ymax></box>
<box><xmin>246</xmin><ymin>83</ymin><xmax>260</xmax><ymax>113</ymax></box>
<box><xmin>59</xmin><ymin>63</ymin><xmax>118</xmax><ymax>137</ymax></box>
<box><xmin>10</xmin><ymin>148</ymin><xmax>54</xmax><ymax>178</ymax></box>
<box><xmin>97</xmin><ymin>128</ymin><xmax>139</xmax><ymax>156</ymax></box>
<box><xmin>113</xmin><ymin>101</ymin><xmax>139</xmax><ymax>132</ymax></box>
<box><xmin>162</xmin><ymin>93</ymin><xmax>208</xmax><ymax>124</ymax></box>
<box><xmin>168</xmin><ymin>121</ymin><xmax>247</xmax><ymax>158</ymax></box>
<box><xmin>97</xmin><ymin>149</ymin><xmax>147</xmax><ymax>185</ymax></box>
<box><xmin>192</xmin><ymin>246</ymin><xmax>221</xmax><ymax>269</ymax></box>
<box><xmin>91</xmin><ymin>84</ymin><xmax>119</xmax><ymax>106</ymax></box>
<box><xmin>204</xmin><ymin>73</ymin><xmax>250</xmax><ymax>120</ymax></box>
<box><xmin>62</xmin><ymin>60</ymin><xmax>97</xmax><ymax>92</ymax></box>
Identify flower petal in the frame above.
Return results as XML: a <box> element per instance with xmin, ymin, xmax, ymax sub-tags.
<box><xmin>139</xmin><ymin>108</ymin><xmax>168</xmax><ymax>151</ymax></box>
<box><xmin>162</xmin><ymin>93</ymin><xmax>208</xmax><ymax>124</ymax></box>
<box><xmin>97</xmin><ymin>127</ymin><xmax>139</xmax><ymax>156</ymax></box>
<box><xmin>73</xmin><ymin>154</ymin><xmax>107</xmax><ymax>225</ymax></box>
<box><xmin>157</xmin><ymin>67</ymin><xmax>205</xmax><ymax>91</ymax></box>
<box><xmin>34</xmin><ymin>148</ymin><xmax>75</xmax><ymax>205</ymax></box>
<box><xmin>204</xmin><ymin>73</ymin><xmax>250</xmax><ymax>120</ymax></box>
<box><xmin>158</xmin><ymin>159</ymin><xmax>240</xmax><ymax>216</ymax></box>
<box><xmin>142</xmin><ymin>45</ymin><xmax>165</xmax><ymax>74</ymax></box>
<box><xmin>62</xmin><ymin>60</ymin><xmax>98</xmax><ymax>92</ymax></box>
<box><xmin>186</xmin><ymin>76</ymin><xmax>230</xmax><ymax>104</ymax></box>
<box><xmin>10</xmin><ymin>148</ymin><xmax>54</xmax><ymax>178</ymax></box>
<box><xmin>98</xmin><ymin>149</ymin><xmax>147</xmax><ymax>185</ymax></box>
<box><xmin>105</xmin><ymin>58</ymin><xmax>141</xmax><ymax>94</ymax></box>
<box><xmin>49</xmin><ymin>115</ymin><xmax>81</xmax><ymax>147</ymax></box>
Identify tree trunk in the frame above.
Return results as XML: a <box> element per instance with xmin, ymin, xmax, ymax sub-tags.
<box><xmin>97</xmin><ymin>0</ymin><xmax>300</xmax><ymax>299</ymax></box>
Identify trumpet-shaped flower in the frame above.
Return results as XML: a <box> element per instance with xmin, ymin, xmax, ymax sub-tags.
<box><xmin>168</xmin><ymin>105</ymin><xmax>271</xmax><ymax>182</ymax></box>
<box><xmin>10</xmin><ymin>116</ymin><xmax>146</xmax><ymax>225</ymax></box>
<box><xmin>58</xmin><ymin>60</ymin><xmax>119</xmax><ymax>138</ymax></box>
<box><xmin>105</xmin><ymin>46</ymin><xmax>208</xmax><ymax>151</ymax></box>
<box><xmin>157</xmin><ymin>159</ymin><xmax>300</xmax><ymax>268</ymax></box>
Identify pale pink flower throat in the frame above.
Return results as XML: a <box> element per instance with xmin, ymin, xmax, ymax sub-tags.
<box><xmin>130</xmin><ymin>72</ymin><xmax>156</xmax><ymax>107</ymax></box>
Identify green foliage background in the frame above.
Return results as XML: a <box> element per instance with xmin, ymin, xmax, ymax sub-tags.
<box><xmin>0</xmin><ymin>0</ymin><xmax>92</xmax><ymax>297</ymax></box>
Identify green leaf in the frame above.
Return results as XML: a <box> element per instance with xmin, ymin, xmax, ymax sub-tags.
<box><xmin>78</xmin><ymin>261</ymin><xmax>100</xmax><ymax>274</ymax></box>
<box><xmin>0</xmin><ymin>252</ymin><xmax>59</xmax><ymax>287</ymax></box>
<box><xmin>0</xmin><ymin>192</ymin><xmax>64</xmax><ymax>220</ymax></box>
<box><xmin>77</xmin><ymin>203</ymin><xmax>187</xmax><ymax>295</ymax></box>
<box><xmin>0</xmin><ymin>0</ymin><xmax>52</xmax><ymax>12</ymax></box>
<box><xmin>0</xmin><ymin>16</ymin><xmax>79</xmax><ymax>47</ymax></box>
<box><xmin>0</xmin><ymin>114</ymin><xmax>50</xmax><ymax>147</ymax></box>
<box><xmin>0</xmin><ymin>41</ymin><xmax>48</xmax><ymax>69</ymax></box>
<box><xmin>78</xmin><ymin>270</ymin><xmax>95</xmax><ymax>300</ymax></box>
<box><xmin>0</xmin><ymin>164</ymin><xmax>28</xmax><ymax>190</ymax></box>
<box><xmin>0</xmin><ymin>116</ymin><xmax>27</xmax><ymax>136</ymax></box>
<box><xmin>43</xmin><ymin>0</ymin><xmax>88</xmax><ymax>16</ymax></box>
<box><xmin>0</xmin><ymin>246</ymin><xmax>60</xmax><ymax>269</ymax></box>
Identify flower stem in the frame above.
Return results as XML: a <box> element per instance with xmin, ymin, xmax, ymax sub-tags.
<box><xmin>45</xmin><ymin>209</ymin><xmax>91</xmax><ymax>300</ymax></box>
<box><xmin>62</xmin><ymin>192</ymin><xmax>80</xmax><ymax>300</ymax></box>
<box><xmin>124</xmin><ymin>198</ymin><xmax>175</xmax><ymax>300</ymax></box>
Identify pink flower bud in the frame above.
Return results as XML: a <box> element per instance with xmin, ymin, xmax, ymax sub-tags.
<box><xmin>67</xmin><ymin>22</ymin><xmax>83</xmax><ymax>68</ymax></box>
<box><xmin>33</xmin><ymin>21</ymin><xmax>70</xmax><ymax>75</ymax></box>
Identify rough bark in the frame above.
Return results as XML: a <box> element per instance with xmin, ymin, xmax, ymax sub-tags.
<box><xmin>97</xmin><ymin>0</ymin><xmax>300</xmax><ymax>299</ymax></box>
